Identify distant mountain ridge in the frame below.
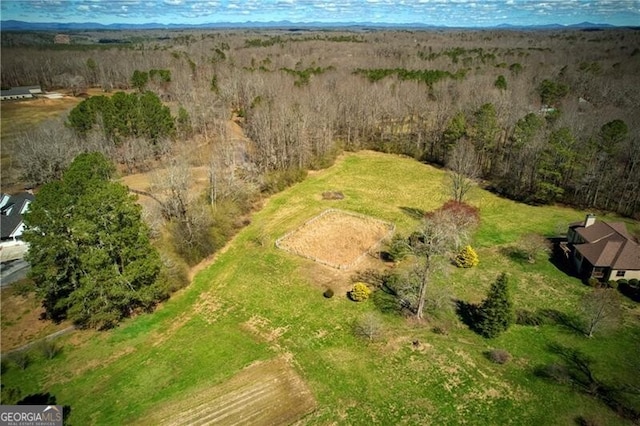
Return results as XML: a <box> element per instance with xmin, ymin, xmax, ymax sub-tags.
<box><xmin>0</xmin><ymin>19</ymin><xmax>625</xmax><ymax>31</ymax></box>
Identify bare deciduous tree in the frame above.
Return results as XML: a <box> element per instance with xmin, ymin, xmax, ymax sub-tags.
<box><xmin>14</xmin><ymin>118</ymin><xmax>80</xmax><ymax>186</ymax></box>
<box><xmin>409</xmin><ymin>209</ymin><xmax>471</xmax><ymax>319</ymax></box>
<box><xmin>518</xmin><ymin>233</ymin><xmax>550</xmax><ymax>263</ymax></box>
<box><xmin>580</xmin><ymin>287</ymin><xmax>622</xmax><ymax>338</ymax></box>
<box><xmin>352</xmin><ymin>312</ymin><xmax>384</xmax><ymax>342</ymax></box>
<box><xmin>446</xmin><ymin>139</ymin><xmax>480</xmax><ymax>203</ymax></box>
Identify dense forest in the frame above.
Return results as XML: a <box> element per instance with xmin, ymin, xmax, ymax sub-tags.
<box><xmin>2</xmin><ymin>28</ymin><xmax>639</xmax><ymax>219</ymax></box>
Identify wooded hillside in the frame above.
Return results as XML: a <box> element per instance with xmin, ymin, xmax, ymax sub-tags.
<box><xmin>2</xmin><ymin>28</ymin><xmax>639</xmax><ymax>216</ymax></box>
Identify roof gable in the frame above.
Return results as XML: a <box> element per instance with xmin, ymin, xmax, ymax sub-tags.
<box><xmin>612</xmin><ymin>240</ymin><xmax>640</xmax><ymax>270</ymax></box>
<box><xmin>572</xmin><ymin>218</ymin><xmax>640</xmax><ymax>271</ymax></box>
<box><xmin>575</xmin><ymin>221</ymin><xmax>624</xmax><ymax>243</ymax></box>
<box><xmin>0</xmin><ymin>192</ymin><xmax>34</xmax><ymax>239</ymax></box>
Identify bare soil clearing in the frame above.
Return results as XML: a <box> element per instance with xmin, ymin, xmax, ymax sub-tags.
<box><xmin>137</xmin><ymin>357</ymin><xmax>316</xmax><ymax>426</ymax></box>
<box><xmin>277</xmin><ymin>209</ymin><xmax>394</xmax><ymax>270</ymax></box>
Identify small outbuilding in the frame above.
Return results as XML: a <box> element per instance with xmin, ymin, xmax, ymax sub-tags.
<box><xmin>0</xmin><ymin>86</ymin><xmax>42</xmax><ymax>101</ymax></box>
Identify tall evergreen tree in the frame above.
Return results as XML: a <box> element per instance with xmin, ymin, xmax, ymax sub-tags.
<box><xmin>477</xmin><ymin>273</ymin><xmax>514</xmax><ymax>338</ymax></box>
<box><xmin>24</xmin><ymin>153</ymin><xmax>165</xmax><ymax>329</ymax></box>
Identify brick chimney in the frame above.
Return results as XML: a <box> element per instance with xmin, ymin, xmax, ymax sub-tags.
<box><xmin>585</xmin><ymin>214</ymin><xmax>596</xmax><ymax>227</ymax></box>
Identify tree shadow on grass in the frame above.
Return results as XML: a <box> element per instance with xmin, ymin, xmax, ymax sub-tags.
<box><xmin>399</xmin><ymin>206</ymin><xmax>426</xmax><ymax>220</ymax></box>
<box><xmin>455</xmin><ymin>300</ymin><xmax>481</xmax><ymax>335</ymax></box>
<box><xmin>499</xmin><ymin>246</ymin><xmax>531</xmax><ymax>264</ymax></box>
<box><xmin>17</xmin><ymin>392</ymin><xmax>72</xmax><ymax>424</ymax></box>
<box><xmin>534</xmin><ymin>343</ymin><xmax>640</xmax><ymax>423</ymax></box>
<box><xmin>538</xmin><ymin>308</ymin><xmax>584</xmax><ymax>335</ymax></box>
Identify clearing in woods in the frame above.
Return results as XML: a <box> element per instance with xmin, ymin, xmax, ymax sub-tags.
<box><xmin>276</xmin><ymin>209</ymin><xmax>394</xmax><ymax>269</ymax></box>
<box><xmin>136</xmin><ymin>358</ymin><xmax>316</xmax><ymax>426</ymax></box>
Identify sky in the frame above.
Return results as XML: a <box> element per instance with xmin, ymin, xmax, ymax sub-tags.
<box><xmin>1</xmin><ymin>0</ymin><xmax>639</xmax><ymax>27</ymax></box>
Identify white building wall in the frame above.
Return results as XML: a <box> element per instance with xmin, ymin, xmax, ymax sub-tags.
<box><xmin>611</xmin><ymin>269</ymin><xmax>640</xmax><ymax>281</ymax></box>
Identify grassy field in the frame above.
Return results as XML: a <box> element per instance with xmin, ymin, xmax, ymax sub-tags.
<box><xmin>1</xmin><ymin>151</ymin><xmax>639</xmax><ymax>425</ymax></box>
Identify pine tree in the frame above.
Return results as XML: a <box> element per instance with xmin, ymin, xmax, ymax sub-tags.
<box><xmin>24</xmin><ymin>153</ymin><xmax>165</xmax><ymax>329</ymax></box>
<box><xmin>477</xmin><ymin>273</ymin><xmax>514</xmax><ymax>338</ymax></box>
<box><xmin>131</xmin><ymin>70</ymin><xmax>149</xmax><ymax>92</ymax></box>
<box><xmin>67</xmin><ymin>91</ymin><xmax>175</xmax><ymax>145</ymax></box>
<box><xmin>454</xmin><ymin>245</ymin><xmax>479</xmax><ymax>268</ymax></box>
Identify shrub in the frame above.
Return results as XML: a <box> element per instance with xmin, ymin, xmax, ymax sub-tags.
<box><xmin>431</xmin><ymin>200</ymin><xmax>480</xmax><ymax>231</ymax></box>
<box><xmin>323</xmin><ymin>288</ymin><xmax>334</xmax><ymax>299</ymax></box>
<box><xmin>454</xmin><ymin>245</ymin><xmax>479</xmax><ymax>268</ymax></box>
<box><xmin>349</xmin><ymin>282</ymin><xmax>372</xmax><ymax>302</ymax></box>
<box><xmin>36</xmin><ymin>340</ymin><xmax>62</xmax><ymax>360</ymax></box>
<box><xmin>517</xmin><ymin>233</ymin><xmax>550</xmax><ymax>263</ymax></box>
<box><xmin>486</xmin><ymin>349</ymin><xmax>511</xmax><ymax>364</ymax></box>
<box><xmin>432</xmin><ymin>325</ymin><xmax>449</xmax><ymax>335</ymax></box>
<box><xmin>587</xmin><ymin>278</ymin><xmax>601</xmax><ymax>288</ymax></box>
<box><xmin>12</xmin><ymin>279</ymin><xmax>35</xmax><ymax>297</ymax></box>
<box><xmin>321</xmin><ymin>191</ymin><xmax>344</xmax><ymax>200</ymax></box>
<box><xmin>352</xmin><ymin>313</ymin><xmax>383</xmax><ymax>341</ymax></box>
<box><xmin>387</xmin><ymin>233</ymin><xmax>410</xmax><ymax>262</ymax></box>
<box><xmin>619</xmin><ymin>280</ymin><xmax>640</xmax><ymax>302</ymax></box>
<box><xmin>8</xmin><ymin>351</ymin><xmax>30</xmax><ymax>370</ymax></box>
<box><xmin>494</xmin><ymin>75</ymin><xmax>507</xmax><ymax>90</ymax></box>
<box><xmin>607</xmin><ymin>280</ymin><xmax>618</xmax><ymax>290</ymax></box>
<box><xmin>372</xmin><ymin>290</ymin><xmax>402</xmax><ymax>314</ymax></box>
<box><xmin>629</xmin><ymin>278</ymin><xmax>639</xmax><ymax>287</ymax></box>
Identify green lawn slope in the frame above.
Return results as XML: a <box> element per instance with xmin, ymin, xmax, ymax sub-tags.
<box><xmin>2</xmin><ymin>151</ymin><xmax>638</xmax><ymax>425</ymax></box>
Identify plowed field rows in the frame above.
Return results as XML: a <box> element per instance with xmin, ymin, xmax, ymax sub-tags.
<box><xmin>138</xmin><ymin>358</ymin><xmax>316</xmax><ymax>426</ymax></box>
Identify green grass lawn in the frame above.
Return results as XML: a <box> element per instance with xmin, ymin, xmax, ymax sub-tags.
<box><xmin>2</xmin><ymin>151</ymin><xmax>638</xmax><ymax>425</ymax></box>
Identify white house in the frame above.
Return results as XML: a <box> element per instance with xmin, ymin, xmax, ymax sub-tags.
<box><xmin>0</xmin><ymin>192</ymin><xmax>34</xmax><ymax>241</ymax></box>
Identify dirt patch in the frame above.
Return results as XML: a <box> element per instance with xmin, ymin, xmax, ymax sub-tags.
<box><xmin>277</xmin><ymin>209</ymin><xmax>394</xmax><ymax>270</ymax></box>
<box><xmin>136</xmin><ymin>357</ymin><xmax>316</xmax><ymax>426</ymax></box>
<box><xmin>193</xmin><ymin>291</ymin><xmax>235</xmax><ymax>325</ymax></box>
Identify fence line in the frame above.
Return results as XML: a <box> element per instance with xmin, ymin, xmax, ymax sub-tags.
<box><xmin>1</xmin><ymin>326</ymin><xmax>75</xmax><ymax>360</ymax></box>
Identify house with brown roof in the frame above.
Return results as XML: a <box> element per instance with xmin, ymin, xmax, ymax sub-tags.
<box><xmin>567</xmin><ymin>214</ymin><xmax>640</xmax><ymax>282</ymax></box>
